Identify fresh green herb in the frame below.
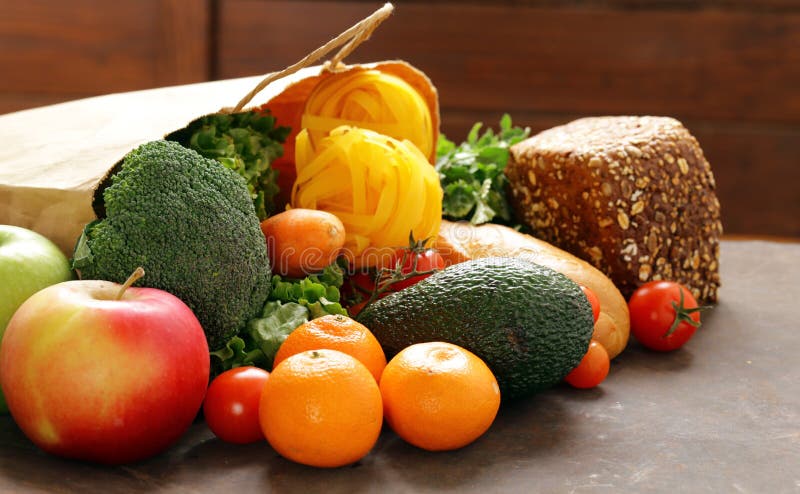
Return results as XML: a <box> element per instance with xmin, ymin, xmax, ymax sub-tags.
<box><xmin>183</xmin><ymin>111</ymin><xmax>290</xmax><ymax>220</ymax></box>
<box><xmin>435</xmin><ymin>114</ymin><xmax>529</xmax><ymax>225</ymax></box>
<box><xmin>211</xmin><ymin>263</ymin><xmax>347</xmax><ymax>374</ymax></box>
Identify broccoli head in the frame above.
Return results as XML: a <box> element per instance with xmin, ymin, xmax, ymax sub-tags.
<box><xmin>72</xmin><ymin>140</ymin><xmax>272</xmax><ymax>350</ymax></box>
<box><xmin>174</xmin><ymin>111</ymin><xmax>290</xmax><ymax>221</ymax></box>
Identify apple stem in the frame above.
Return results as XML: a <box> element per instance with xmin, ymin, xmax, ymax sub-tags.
<box><xmin>117</xmin><ymin>267</ymin><xmax>145</xmax><ymax>300</ymax></box>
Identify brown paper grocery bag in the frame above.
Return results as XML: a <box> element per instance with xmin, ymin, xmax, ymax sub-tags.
<box><xmin>0</xmin><ymin>3</ymin><xmax>438</xmax><ymax>255</ymax></box>
<box><xmin>0</xmin><ymin>70</ymin><xmax>313</xmax><ymax>255</ymax></box>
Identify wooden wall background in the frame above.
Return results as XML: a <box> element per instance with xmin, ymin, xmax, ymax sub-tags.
<box><xmin>1</xmin><ymin>0</ymin><xmax>798</xmax><ymax>238</ymax></box>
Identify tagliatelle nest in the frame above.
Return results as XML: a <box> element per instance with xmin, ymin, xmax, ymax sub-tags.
<box><xmin>291</xmin><ymin>126</ymin><xmax>442</xmax><ymax>269</ymax></box>
<box><xmin>258</xmin><ymin>61</ymin><xmax>439</xmax><ymax>208</ymax></box>
<box><xmin>300</xmin><ymin>68</ymin><xmax>435</xmax><ymax>160</ymax></box>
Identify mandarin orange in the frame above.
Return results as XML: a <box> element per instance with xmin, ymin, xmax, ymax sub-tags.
<box><xmin>379</xmin><ymin>341</ymin><xmax>500</xmax><ymax>451</ymax></box>
<box><xmin>259</xmin><ymin>349</ymin><xmax>383</xmax><ymax>468</ymax></box>
<box><xmin>273</xmin><ymin>314</ymin><xmax>386</xmax><ymax>382</ymax></box>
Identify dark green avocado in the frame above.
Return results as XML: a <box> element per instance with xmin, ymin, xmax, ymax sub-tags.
<box><xmin>357</xmin><ymin>257</ymin><xmax>594</xmax><ymax>399</ymax></box>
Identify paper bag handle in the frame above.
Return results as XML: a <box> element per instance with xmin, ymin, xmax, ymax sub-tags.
<box><xmin>226</xmin><ymin>2</ymin><xmax>395</xmax><ymax>114</ymax></box>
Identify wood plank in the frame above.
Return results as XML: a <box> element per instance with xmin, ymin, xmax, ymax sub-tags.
<box><xmin>0</xmin><ymin>0</ymin><xmax>210</xmax><ymax>99</ymax></box>
<box><xmin>349</xmin><ymin>0</ymin><xmax>800</xmax><ymax>8</ymax></box>
<box><xmin>311</xmin><ymin>0</ymin><xmax>800</xmax><ymax>13</ymax></box>
<box><xmin>695</xmin><ymin>124</ymin><xmax>800</xmax><ymax>239</ymax></box>
<box><xmin>156</xmin><ymin>0</ymin><xmax>212</xmax><ymax>85</ymax></box>
<box><xmin>217</xmin><ymin>1</ymin><xmax>800</xmax><ymax>125</ymax></box>
<box><xmin>0</xmin><ymin>1</ymin><xmax>159</xmax><ymax>94</ymax></box>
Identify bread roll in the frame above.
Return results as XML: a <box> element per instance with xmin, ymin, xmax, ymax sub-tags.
<box><xmin>505</xmin><ymin>116</ymin><xmax>722</xmax><ymax>303</ymax></box>
<box><xmin>435</xmin><ymin>220</ymin><xmax>630</xmax><ymax>359</ymax></box>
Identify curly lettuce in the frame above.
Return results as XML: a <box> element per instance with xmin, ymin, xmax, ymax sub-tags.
<box><xmin>211</xmin><ymin>263</ymin><xmax>348</xmax><ymax>374</ymax></box>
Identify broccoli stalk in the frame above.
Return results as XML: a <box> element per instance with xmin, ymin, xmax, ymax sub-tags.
<box><xmin>72</xmin><ymin>140</ymin><xmax>273</xmax><ymax>351</ymax></box>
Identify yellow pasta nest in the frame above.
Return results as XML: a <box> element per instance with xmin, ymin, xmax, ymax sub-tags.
<box><xmin>292</xmin><ymin>126</ymin><xmax>442</xmax><ymax>268</ymax></box>
<box><xmin>300</xmin><ymin>69</ymin><xmax>435</xmax><ymax>160</ymax></box>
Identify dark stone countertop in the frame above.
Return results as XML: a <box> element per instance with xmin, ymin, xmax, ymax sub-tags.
<box><xmin>1</xmin><ymin>239</ymin><xmax>798</xmax><ymax>493</ymax></box>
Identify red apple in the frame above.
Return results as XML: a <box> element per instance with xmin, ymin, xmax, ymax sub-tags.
<box><xmin>0</xmin><ymin>269</ymin><xmax>210</xmax><ymax>464</ymax></box>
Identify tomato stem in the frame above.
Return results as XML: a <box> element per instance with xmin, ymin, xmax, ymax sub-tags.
<box><xmin>663</xmin><ymin>288</ymin><xmax>709</xmax><ymax>337</ymax></box>
<box><xmin>360</xmin><ymin>232</ymin><xmax>440</xmax><ymax>310</ymax></box>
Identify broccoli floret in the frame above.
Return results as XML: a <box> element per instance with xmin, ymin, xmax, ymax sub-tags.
<box><xmin>176</xmin><ymin>111</ymin><xmax>290</xmax><ymax>220</ymax></box>
<box><xmin>72</xmin><ymin>140</ymin><xmax>272</xmax><ymax>351</ymax></box>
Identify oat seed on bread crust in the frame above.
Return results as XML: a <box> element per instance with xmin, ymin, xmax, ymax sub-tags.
<box><xmin>505</xmin><ymin>116</ymin><xmax>722</xmax><ymax>303</ymax></box>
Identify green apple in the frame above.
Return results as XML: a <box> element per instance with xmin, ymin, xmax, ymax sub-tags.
<box><xmin>0</xmin><ymin>225</ymin><xmax>74</xmax><ymax>413</ymax></box>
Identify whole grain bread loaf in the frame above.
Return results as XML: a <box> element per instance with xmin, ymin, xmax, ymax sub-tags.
<box><xmin>505</xmin><ymin>116</ymin><xmax>722</xmax><ymax>303</ymax></box>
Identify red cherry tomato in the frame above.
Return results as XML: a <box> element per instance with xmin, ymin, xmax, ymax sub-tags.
<box><xmin>628</xmin><ymin>281</ymin><xmax>703</xmax><ymax>352</ymax></box>
<box><xmin>348</xmin><ymin>271</ymin><xmax>378</xmax><ymax>294</ymax></box>
<box><xmin>391</xmin><ymin>248</ymin><xmax>445</xmax><ymax>291</ymax></box>
<box><xmin>564</xmin><ymin>340</ymin><xmax>610</xmax><ymax>389</ymax></box>
<box><xmin>348</xmin><ymin>300</ymin><xmax>368</xmax><ymax>317</ymax></box>
<box><xmin>580</xmin><ymin>285</ymin><xmax>601</xmax><ymax>324</ymax></box>
<box><xmin>343</xmin><ymin>271</ymin><xmax>389</xmax><ymax>316</ymax></box>
<box><xmin>203</xmin><ymin>367</ymin><xmax>270</xmax><ymax>444</ymax></box>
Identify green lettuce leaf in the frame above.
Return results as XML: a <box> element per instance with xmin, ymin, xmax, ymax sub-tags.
<box><xmin>269</xmin><ymin>263</ymin><xmax>347</xmax><ymax>317</ymax></box>
<box><xmin>247</xmin><ymin>301</ymin><xmax>310</xmax><ymax>369</ymax></box>
<box><xmin>209</xmin><ymin>335</ymin><xmax>270</xmax><ymax>376</ymax></box>
<box><xmin>211</xmin><ymin>262</ymin><xmax>348</xmax><ymax>375</ymax></box>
